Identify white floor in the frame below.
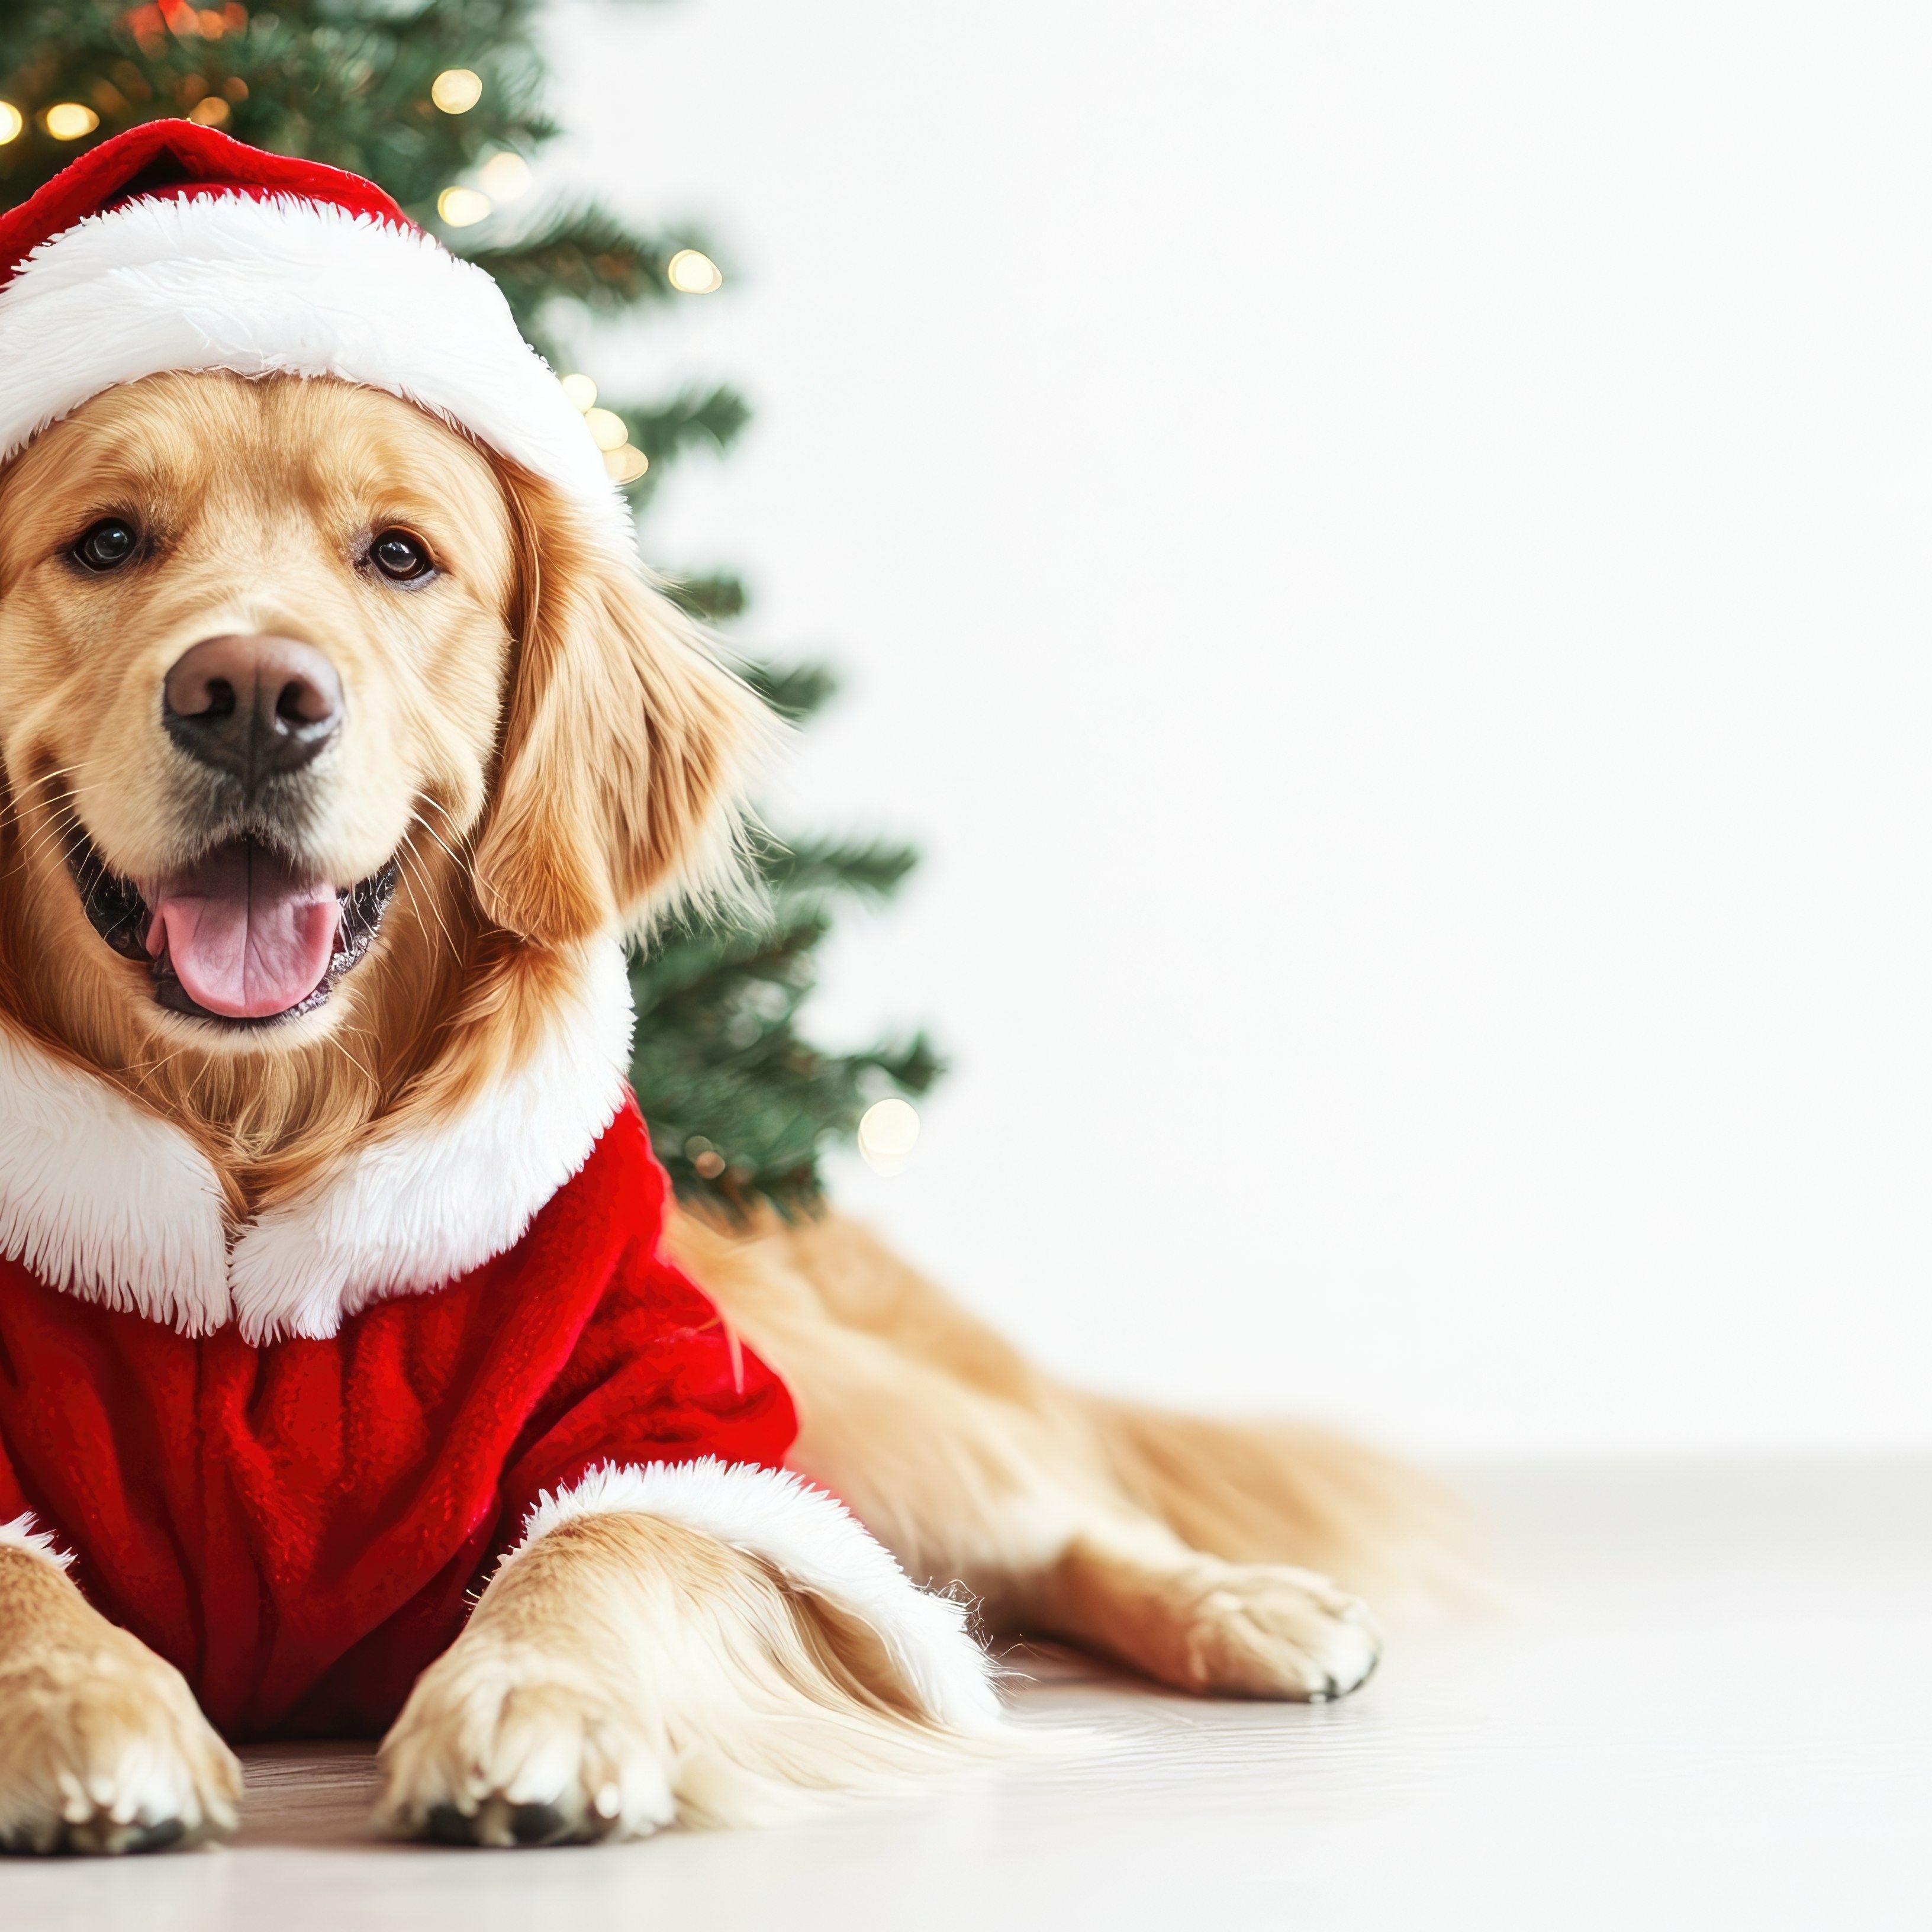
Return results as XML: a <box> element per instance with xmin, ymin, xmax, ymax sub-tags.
<box><xmin>4</xmin><ymin>1460</ymin><xmax>1927</xmax><ymax>1931</ymax></box>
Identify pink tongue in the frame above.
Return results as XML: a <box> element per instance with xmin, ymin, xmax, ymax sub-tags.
<box><xmin>145</xmin><ymin>843</ymin><xmax>339</xmax><ymax>1019</ymax></box>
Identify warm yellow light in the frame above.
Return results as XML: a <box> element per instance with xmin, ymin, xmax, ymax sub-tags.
<box><xmin>477</xmin><ymin>151</ymin><xmax>531</xmax><ymax>201</ymax></box>
<box><xmin>584</xmin><ymin>407</ymin><xmax>629</xmax><ymax>452</ymax></box>
<box><xmin>666</xmin><ymin>248</ymin><xmax>723</xmax><ymax>295</ymax></box>
<box><xmin>559</xmin><ymin>372</ymin><xmax>598</xmax><ymax>412</ymax></box>
<box><xmin>0</xmin><ymin>103</ymin><xmax>23</xmax><ymax>146</ymax></box>
<box><xmin>186</xmin><ymin>95</ymin><xmax>230</xmax><ymax>127</ymax></box>
<box><xmin>857</xmin><ymin>1097</ymin><xmax>920</xmax><ymax>1175</ymax></box>
<box><xmin>436</xmin><ymin>186</ymin><xmax>492</xmax><ymax>227</ymax></box>
<box><xmin>430</xmin><ymin>67</ymin><xmax>483</xmax><ymax>114</ymax></box>
<box><xmin>604</xmin><ymin>446</ymin><xmax>649</xmax><ymax>485</ymax></box>
<box><xmin>44</xmin><ymin>102</ymin><xmax>100</xmax><ymax>141</ymax></box>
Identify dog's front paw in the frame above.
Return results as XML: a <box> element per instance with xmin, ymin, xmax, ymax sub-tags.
<box><xmin>376</xmin><ymin>1640</ymin><xmax>675</xmax><ymax>1847</ymax></box>
<box><xmin>0</xmin><ymin>1631</ymin><xmax>242</xmax><ymax>1855</ymax></box>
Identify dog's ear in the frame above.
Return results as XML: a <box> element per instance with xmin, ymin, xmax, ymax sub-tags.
<box><xmin>474</xmin><ymin>466</ymin><xmax>769</xmax><ymax>946</ymax></box>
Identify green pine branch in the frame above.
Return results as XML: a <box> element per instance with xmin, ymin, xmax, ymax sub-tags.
<box><xmin>459</xmin><ymin>204</ymin><xmax>720</xmax><ymax>337</ymax></box>
<box><xmin>626</xmin><ymin>796</ymin><xmax>938</xmax><ymax>1215</ymax></box>
<box><xmin>593</xmin><ymin>384</ymin><xmax>752</xmax><ymax>504</ymax></box>
<box><xmin>661</xmin><ymin>571</ymin><xmax>747</xmax><ymax>623</ymax></box>
<box><xmin>762</xmin><ymin>834</ymin><xmax>920</xmax><ymax>903</ymax></box>
<box><xmin>743</xmin><ymin>660</ymin><xmax>839</xmax><ymax>723</ymax></box>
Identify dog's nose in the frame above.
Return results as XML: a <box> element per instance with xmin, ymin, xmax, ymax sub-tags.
<box><xmin>162</xmin><ymin>635</ymin><xmax>343</xmax><ymax>785</ymax></box>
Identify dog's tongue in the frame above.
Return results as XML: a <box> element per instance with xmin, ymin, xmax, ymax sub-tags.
<box><xmin>145</xmin><ymin>842</ymin><xmax>339</xmax><ymax>1019</ymax></box>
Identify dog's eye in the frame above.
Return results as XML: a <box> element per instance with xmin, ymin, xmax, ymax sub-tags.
<box><xmin>369</xmin><ymin>529</ymin><xmax>434</xmax><ymax>583</ymax></box>
<box><xmin>72</xmin><ymin>519</ymin><xmax>139</xmax><ymax>572</ymax></box>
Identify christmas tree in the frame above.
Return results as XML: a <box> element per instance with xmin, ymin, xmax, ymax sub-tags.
<box><xmin>0</xmin><ymin>1</ymin><xmax>940</xmax><ymax>1215</ymax></box>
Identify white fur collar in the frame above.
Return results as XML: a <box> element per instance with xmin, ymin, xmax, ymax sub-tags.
<box><xmin>0</xmin><ymin>943</ymin><xmax>633</xmax><ymax>1344</ymax></box>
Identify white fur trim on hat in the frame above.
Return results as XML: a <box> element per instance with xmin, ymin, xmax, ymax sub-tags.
<box><xmin>507</xmin><ymin>1458</ymin><xmax>1004</xmax><ymax>1734</ymax></box>
<box><xmin>0</xmin><ymin>941</ymin><xmax>635</xmax><ymax>1342</ymax></box>
<box><xmin>0</xmin><ymin>192</ymin><xmax>630</xmax><ymax>548</ymax></box>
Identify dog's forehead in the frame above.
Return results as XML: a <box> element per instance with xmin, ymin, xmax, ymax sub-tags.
<box><xmin>14</xmin><ymin>372</ymin><xmax>503</xmax><ymax>527</ymax></box>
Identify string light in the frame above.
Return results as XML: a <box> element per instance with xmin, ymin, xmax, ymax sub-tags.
<box><xmin>187</xmin><ymin>96</ymin><xmax>230</xmax><ymax>127</ymax></box>
<box><xmin>436</xmin><ymin>186</ymin><xmax>491</xmax><ymax>227</ymax></box>
<box><xmin>857</xmin><ymin>1098</ymin><xmax>920</xmax><ymax>1176</ymax></box>
<box><xmin>430</xmin><ymin>67</ymin><xmax>482</xmax><ymax>114</ymax></box>
<box><xmin>564</xmin><ymin>379</ymin><xmax>646</xmax><ymax>480</ymax></box>
<box><xmin>44</xmin><ymin>102</ymin><xmax>100</xmax><ymax>140</ymax></box>
<box><xmin>666</xmin><ymin>249</ymin><xmax>724</xmax><ymax>295</ymax></box>
<box><xmin>0</xmin><ymin>104</ymin><xmax>22</xmax><ymax>144</ymax></box>
<box><xmin>582</xmin><ymin>407</ymin><xmax>628</xmax><ymax>452</ymax></box>
<box><xmin>476</xmin><ymin>152</ymin><xmax>530</xmax><ymax>201</ymax></box>
<box><xmin>605</xmin><ymin>446</ymin><xmax>649</xmax><ymax>485</ymax></box>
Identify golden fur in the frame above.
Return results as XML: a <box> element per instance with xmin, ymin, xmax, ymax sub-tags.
<box><xmin>0</xmin><ymin>371</ymin><xmax>1447</xmax><ymax>1853</ymax></box>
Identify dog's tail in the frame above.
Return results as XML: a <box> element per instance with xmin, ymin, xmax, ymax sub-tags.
<box><xmin>1074</xmin><ymin>1395</ymin><xmax>1478</xmax><ymax>1605</ymax></box>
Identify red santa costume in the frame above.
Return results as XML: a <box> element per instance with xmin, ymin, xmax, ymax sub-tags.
<box><xmin>0</xmin><ymin>123</ymin><xmax>993</xmax><ymax>1743</ymax></box>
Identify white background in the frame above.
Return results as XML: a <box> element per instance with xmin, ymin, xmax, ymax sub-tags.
<box><xmin>545</xmin><ymin>0</ymin><xmax>1932</xmax><ymax>1455</ymax></box>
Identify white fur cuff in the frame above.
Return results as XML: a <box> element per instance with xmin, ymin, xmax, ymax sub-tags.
<box><xmin>0</xmin><ymin>1512</ymin><xmax>74</xmax><ymax>1572</ymax></box>
<box><xmin>509</xmin><ymin>1458</ymin><xmax>1002</xmax><ymax>1733</ymax></box>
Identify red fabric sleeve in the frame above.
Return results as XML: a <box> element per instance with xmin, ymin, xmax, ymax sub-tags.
<box><xmin>489</xmin><ymin>1123</ymin><xmax>796</xmax><ymax>1547</ymax></box>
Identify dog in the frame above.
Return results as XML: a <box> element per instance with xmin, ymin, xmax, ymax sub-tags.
<box><xmin>0</xmin><ymin>363</ymin><xmax>1453</xmax><ymax>1854</ymax></box>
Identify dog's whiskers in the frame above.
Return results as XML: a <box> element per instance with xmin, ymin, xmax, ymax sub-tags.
<box><xmin>406</xmin><ymin>803</ymin><xmax>468</xmax><ymax>872</ymax></box>
<box><xmin>7</xmin><ymin>801</ymin><xmax>88</xmax><ymax>875</ymax></box>
<box><xmin>397</xmin><ymin>835</ymin><xmax>464</xmax><ymax>968</ymax></box>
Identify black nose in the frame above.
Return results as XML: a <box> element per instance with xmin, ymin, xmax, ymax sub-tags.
<box><xmin>162</xmin><ymin>635</ymin><xmax>343</xmax><ymax>785</ymax></box>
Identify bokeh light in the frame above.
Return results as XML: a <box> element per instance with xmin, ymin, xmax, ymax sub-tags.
<box><xmin>477</xmin><ymin>152</ymin><xmax>531</xmax><ymax>201</ymax></box>
<box><xmin>44</xmin><ymin>103</ymin><xmax>99</xmax><ymax>141</ymax></box>
<box><xmin>436</xmin><ymin>186</ymin><xmax>491</xmax><ymax>227</ymax></box>
<box><xmin>666</xmin><ymin>248</ymin><xmax>724</xmax><ymax>295</ymax></box>
<box><xmin>430</xmin><ymin>68</ymin><xmax>482</xmax><ymax>114</ymax></box>
<box><xmin>858</xmin><ymin>1098</ymin><xmax>920</xmax><ymax>1175</ymax></box>
<box><xmin>583</xmin><ymin>407</ymin><xmax>629</xmax><ymax>452</ymax></box>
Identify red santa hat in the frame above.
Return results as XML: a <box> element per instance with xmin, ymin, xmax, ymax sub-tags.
<box><xmin>0</xmin><ymin>120</ymin><xmax>627</xmax><ymax>545</ymax></box>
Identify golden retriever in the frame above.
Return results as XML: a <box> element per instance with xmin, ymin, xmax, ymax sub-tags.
<box><xmin>0</xmin><ymin>370</ymin><xmax>1435</xmax><ymax>1852</ymax></box>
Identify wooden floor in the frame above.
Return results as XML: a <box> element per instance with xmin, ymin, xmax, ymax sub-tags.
<box><xmin>5</xmin><ymin>1460</ymin><xmax>1927</xmax><ymax>1930</ymax></box>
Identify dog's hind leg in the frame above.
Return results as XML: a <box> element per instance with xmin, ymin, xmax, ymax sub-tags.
<box><xmin>668</xmin><ymin>1208</ymin><xmax>1462</xmax><ymax>1702</ymax></box>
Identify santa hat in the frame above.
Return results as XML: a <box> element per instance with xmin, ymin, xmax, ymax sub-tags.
<box><xmin>0</xmin><ymin>120</ymin><xmax>627</xmax><ymax>545</ymax></box>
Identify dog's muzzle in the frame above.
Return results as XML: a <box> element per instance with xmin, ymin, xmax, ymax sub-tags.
<box><xmin>66</xmin><ymin>829</ymin><xmax>398</xmax><ymax>1028</ymax></box>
